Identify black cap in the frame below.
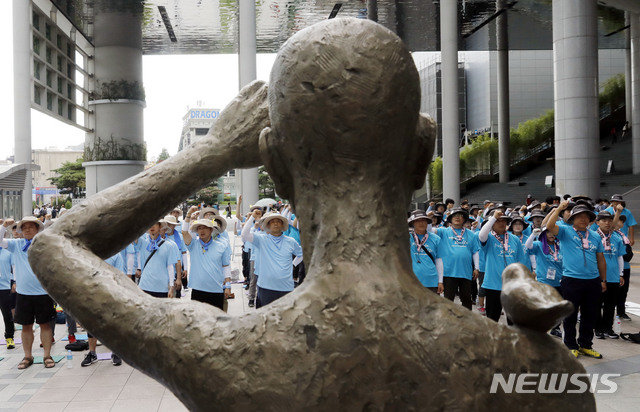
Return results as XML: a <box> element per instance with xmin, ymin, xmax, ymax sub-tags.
<box><xmin>568</xmin><ymin>205</ymin><xmax>596</xmax><ymax>223</ymax></box>
<box><xmin>596</xmin><ymin>211</ymin><xmax>614</xmax><ymax>221</ymax></box>
<box><xmin>445</xmin><ymin>207</ymin><xmax>469</xmax><ymax>223</ymax></box>
<box><xmin>407</xmin><ymin>210</ymin><xmax>431</xmax><ymax>225</ymax></box>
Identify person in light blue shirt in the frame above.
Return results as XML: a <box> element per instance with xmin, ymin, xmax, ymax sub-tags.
<box><xmin>435</xmin><ymin>207</ymin><xmax>480</xmax><ymax>310</ymax></box>
<box><xmin>524</xmin><ymin>227</ymin><xmax>564</xmax><ymax>337</ymax></box>
<box><xmin>161</xmin><ymin>216</ymin><xmax>185</xmax><ymax>297</ymax></box>
<box><xmin>182</xmin><ymin>219</ymin><xmax>231</xmax><ymax>310</ymax></box>
<box><xmin>606</xmin><ymin>195</ymin><xmax>637</xmax><ymax>320</ymax></box>
<box><xmin>119</xmin><ymin>243</ymin><xmax>137</xmax><ymax>282</ymax></box>
<box><xmin>546</xmin><ymin>202</ymin><xmax>606</xmax><ymax>359</ymax></box>
<box><xmin>478</xmin><ymin>210</ymin><xmax>526</xmax><ymax>322</ymax></box>
<box><xmin>0</xmin><ymin>246</ymin><xmax>16</xmax><ymax>347</ymax></box>
<box><xmin>0</xmin><ymin>217</ymin><xmax>56</xmax><ymax>369</ymax></box>
<box><xmin>593</xmin><ymin>211</ymin><xmax>626</xmax><ymax>339</ymax></box>
<box><xmin>136</xmin><ymin>221</ymin><xmax>178</xmax><ymax>298</ymax></box>
<box><xmin>242</xmin><ymin>211</ymin><xmax>302</xmax><ymax>308</ymax></box>
<box><xmin>407</xmin><ymin>210</ymin><xmax>443</xmax><ymax>293</ymax></box>
<box><xmin>508</xmin><ymin>216</ymin><xmax>531</xmax><ymax>271</ymax></box>
<box><xmin>105</xmin><ymin>253</ymin><xmax>126</xmax><ymax>274</ymax></box>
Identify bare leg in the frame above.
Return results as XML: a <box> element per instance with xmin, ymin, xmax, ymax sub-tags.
<box><xmin>39</xmin><ymin>323</ymin><xmax>53</xmax><ymax>358</ymax></box>
<box><xmin>21</xmin><ymin>324</ymin><xmax>34</xmax><ymax>358</ymax></box>
<box><xmin>88</xmin><ymin>337</ymin><xmax>98</xmax><ymax>352</ymax></box>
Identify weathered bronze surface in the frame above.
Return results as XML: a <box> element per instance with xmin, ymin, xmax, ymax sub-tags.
<box><xmin>30</xmin><ymin>18</ymin><xmax>594</xmax><ymax>411</ymax></box>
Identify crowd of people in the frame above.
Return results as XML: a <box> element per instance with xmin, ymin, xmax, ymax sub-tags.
<box><xmin>408</xmin><ymin>194</ymin><xmax>636</xmax><ymax>359</ymax></box>
<box><xmin>0</xmin><ymin>194</ymin><xmax>304</xmax><ymax>370</ymax></box>
<box><xmin>0</xmin><ymin>191</ymin><xmax>636</xmax><ymax>370</ymax></box>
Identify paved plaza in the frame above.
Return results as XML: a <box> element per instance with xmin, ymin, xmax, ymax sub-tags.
<box><xmin>0</xmin><ymin>235</ymin><xmax>639</xmax><ymax>411</ymax></box>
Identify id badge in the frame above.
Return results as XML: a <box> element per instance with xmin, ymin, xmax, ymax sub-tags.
<box><xmin>546</xmin><ymin>268</ymin><xmax>556</xmax><ymax>280</ymax></box>
<box><xmin>582</xmin><ymin>239</ymin><xmax>589</xmax><ymax>249</ymax></box>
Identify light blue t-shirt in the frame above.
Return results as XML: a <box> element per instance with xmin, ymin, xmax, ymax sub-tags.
<box><xmin>5</xmin><ymin>239</ymin><xmax>47</xmax><ymax>295</ymax></box>
<box><xmin>284</xmin><ymin>225</ymin><xmax>301</xmax><ymax>246</ymax></box>
<box><xmin>555</xmin><ymin>225</ymin><xmax>604</xmax><ymax>280</ymax></box>
<box><xmin>510</xmin><ymin>233</ymin><xmax>531</xmax><ymax>270</ymax></box>
<box><xmin>253</xmin><ymin>232</ymin><xmax>303</xmax><ymax>292</ymax></box>
<box><xmin>119</xmin><ymin>243</ymin><xmax>136</xmax><ymax>274</ymax></box>
<box><xmin>481</xmin><ymin>233</ymin><xmax>526</xmax><ymax>291</ymax></box>
<box><xmin>528</xmin><ymin>241</ymin><xmax>563</xmax><ymax>287</ymax></box>
<box><xmin>105</xmin><ymin>253</ymin><xmax>126</xmax><ymax>273</ymax></box>
<box><xmin>186</xmin><ymin>237</ymin><xmax>231</xmax><ymax>293</ymax></box>
<box><xmin>168</xmin><ymin>229</ymin><xmax>187</xmax><ymax>254</ymax></box>
<box><xmin>598</xmin><ymin>231</ymin><xmax>625</xmax><ymax>283</ymax></box>
<box><xmin>137</xmin><ymin>235</ymin><xmax>179</xmax><ymax>293</ymax></box>
<box><xmin>0</xmin><ymin>247</ymin><xmax>13</xmax><ymax>290</ymax></box>
<box><xmin>163</xmin><ymin>236</ymin><xmax>182</xmax><ymax>266</ymax></box>
<box><xmin>605</xmin><ymin>207</ymin><xmax>637</xmax><ymax>270</ymax></box>
<box><xmin>479</xmin><ymin>247</ymin><xmax>486</xmax><ymax>273</ymax></box>
<box><xmin>436</xmin><ymin>227</ymin><xmax>480</xmax><ymax>280</ymax></box>
<box><xmin>409</xmin><ymin>232</ymin><xmax>441</xmax><ymax>288</ymax></box>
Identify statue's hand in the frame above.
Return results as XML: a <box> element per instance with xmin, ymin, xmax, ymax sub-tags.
<box><xmin>209</xmin><ymin>81</ymin><xmax>269</xmax><ymax>169</ymax></box>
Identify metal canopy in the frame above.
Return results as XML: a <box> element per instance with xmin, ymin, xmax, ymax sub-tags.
<box><xmin>54</xmin><ymin>0</ymin><xmax>628</xmax><ymax>54</ymax></box>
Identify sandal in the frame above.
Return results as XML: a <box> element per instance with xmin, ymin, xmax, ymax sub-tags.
<box><xmin>43</xmin><ymin>356</ymin><xmax>56</xmax><ymax>368</ymax></box>
<box><xmin>17</xmin><ymin>356</ymin><xmax>34</xmax><ymax>370</ymax></box>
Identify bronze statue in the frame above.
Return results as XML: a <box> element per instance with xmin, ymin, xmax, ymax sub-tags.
<box><xmin>29</xmin><ymin>18</ymin><xmax>594</xmax><ymax>411</ymax></box>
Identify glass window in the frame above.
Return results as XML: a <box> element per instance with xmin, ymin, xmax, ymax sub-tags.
<box><xmin>45</xmin><ymin>23</ymin><xmax>51</xmax><ymax>40</ymax></box>
<box><xmin>58</xmin><ymin>100</ymin><xmax>64</xmax><ymax>116</ymax></box>
<box><xmin>56</xmin><ymin>34</ymin><xmax>63</xmax><ymax>49</ymax></box>
<box><xmin>32</xmin><ymin>36</ymin><xmax>41</xmax><ymax>55</ymax></box>
<box><xmin>67</xmin><ymin>43</ymin><xmax>74</xmax><ymax>58</ymax></box>
<box><xmin>47</xmin><ymin>92</ymin><xmax>53</xmax><ymax>111</ymax></box>
<box><xmin>67</xmin><ymin>105</ymin><xmax>74</xmax><ymax>121</ymax></box>
<box><xmin>46</xmin><ymin>70</ymin><xmax>53</xmax><ymax>87</ymax></box>
<box><xmin>32</xmin><ymin>12</ymin><xmax>40</xmax><ymax>31</ymax></box>
<box><xmin>33</xmin><ymin>60</ymin><xmax>41</xmax><ymax>80</ymax></box>
<box><xmin>58</xmin><ymin>76</ymin><xmax>64</xmax><ymax>93</ymax></box>
<box><xmin>46</xmin><ymin>47</ymin><xmax>52</xmax><ymax>64</ymax></box>
<box><xmin>57</xmin><ymin>56</ymin><xmax>63</xmax><ymax>72</ymax></box>
<box><xmin>68</xmin><ymin>84</ymin><xmax>73</xmax><ymax>99</ymax></box>
<box><xmin>33</xmin><ymin>85</ymin><xmax>41</xmax><ymax>105</ymax></box>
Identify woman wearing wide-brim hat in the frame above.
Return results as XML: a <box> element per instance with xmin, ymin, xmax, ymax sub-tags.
<box><xmin>407</xmin><ymin>210</ymin><xmax>443</xmax><ymax>294</ymax></box>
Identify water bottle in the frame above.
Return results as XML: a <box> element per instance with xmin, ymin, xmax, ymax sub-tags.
<box><xmin>66</xmin><ymin>350</ymin><xmax>73</xmax><ymax>368</ymax></box>
<box><xmin>613</xmin><ymin>316</ymin><xmax>622</xmax><ymax>335</ymax></box>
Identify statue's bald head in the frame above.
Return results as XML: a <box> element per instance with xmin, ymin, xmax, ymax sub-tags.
<box><xmin>261</xmin><ymin>18</ymin><xmax>433</xmax><ymax>202</ymax></box>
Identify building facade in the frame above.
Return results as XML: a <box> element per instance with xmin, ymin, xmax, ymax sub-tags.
<box><xmin>32</xmin><ymin>147</ymin><xmax>83</xmax><ymax>205</ymax></box>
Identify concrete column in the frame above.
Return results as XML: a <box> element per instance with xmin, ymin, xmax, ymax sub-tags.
<box><xmin>552</xmin><ymin>0</ymin><xmax>600</xmax><ymax>198</ymax></box>
<box><xmin>632</xmin><ymin>13</ymin><xmax>640</xmax><ymax>174</ymax></box>
<box><xmin>626</xmin><ymin>13</ymin><xmax>633</xmax><ymax>127</ymax></box>
<box><xmin>497</xmin><ymin>0</ymin><xmax>510</xmax><ymax>183</ymax></box>
<box><xmin>84</xmin><ymin>7</ymin><xmax>145</xmax><ymax>196</ymax></box>
<box><xmin>13</xmin><ymin>0</ymin><xmax>32</xmax><ymax>218</ymax></box>
<box><xmin>367</xmin><ymin>0</ymin><xmax>378</xmax><ymax>22</ymax></box>
<box><xmin>440</xmin><ymin>0</ymin><xmax>460</xmax><ymax>203</ymax></box>
<box><xmin>238</xmin><ymin>0</ymin><xmax>259</xmax><ymax>213</ymax></box>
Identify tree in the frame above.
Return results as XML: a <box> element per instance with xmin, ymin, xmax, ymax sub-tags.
<box><xmin>157</xmin><ymin>148</ymin><xmax>170</xmax><ymax>163</ymax></box>
<box><xmin>258</xmin><ymin>166</ymin><xmax>276</xmax><ymax>198</ymax></box>
<box><xmin>190</xmin><ymin>185</ymin><xmax>222</xmax><ymax>206</ymax></box>
<box><xmin>49</xmin><ymin>158</ymin><xmax>85</xmax><ymax>198</ymax></box>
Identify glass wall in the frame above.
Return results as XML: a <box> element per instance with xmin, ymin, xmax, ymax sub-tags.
<box><xmin>1</xmin><ymin>191</ymin><xmax>23</xmax><ymax>219</ymax></box>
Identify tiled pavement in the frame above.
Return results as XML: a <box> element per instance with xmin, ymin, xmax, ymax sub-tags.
<box><xmin>1</xmin><ymin>235</ymin><xmax>640</xmax><ymax>411</ymax></box>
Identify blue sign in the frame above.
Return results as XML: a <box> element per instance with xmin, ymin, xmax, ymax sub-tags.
<box><xmin>33</xmin><ymin>187</ymin><xmax>59</xmax><ymax>195</ymax></box>
<box><xmin>190</xmin><ymin>109</ymin><xmax>220</xmax><ymax>119</ymax></box>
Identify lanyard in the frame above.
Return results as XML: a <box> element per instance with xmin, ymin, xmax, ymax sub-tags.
<box><xmin>452</xmin><ymin>227</ymin><xmax>465</xmax><ymax>243</ymax></box>
<box><xmin>492</xmin><ymin>231</ymin><xmax>509</xmax><ymax>266</ymax></box>
<box><xmin>411</xmin><ymin>231</ymin><xmax>429</xmax><ymax>264</ymax></box>
<box><xmin>597</xmin><ymin>228</ymin><xmax>612</xmax><ymax>251</ymax></box>
<box><xmin>548</xmin><ymin>242</ymin><xmax>559</xmax><ymax>262</ymax></box>
<box><xmin>575</xmin><ymin>229</ymin><xmax>589</xmax><ymax>265</ymax></box>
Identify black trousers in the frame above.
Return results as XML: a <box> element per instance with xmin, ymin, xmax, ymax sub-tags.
<box><xmin>597</xmin><ymin>282</ymin><xmax>620</xmax><ymax>333</ymax></box>
<box><xmin>443</xmin><ymin>277</ymin><xmax>473</xmax><ymax>310</ymax></box>
<box><xmin>256</xmin><ymin>287</ymin><xmax>290</xmax><ymax>308</ymax></box>
<box><xmin>191</xmin><ymin>289</ymin><xmax>224</xmax><ymax>310</ymax></box>
<box><xmin>561</xmin><ymin>277</ymin><xmax>601</xmax><ymax>350</ymax></box>
<box><xmin>242</xmin><ymin>250</ymin><xmax>250</xmax><ymax>283</ymax></box>
<box><xmin>0</xmin><ymin>289</ymin><xmax>15</xmax><ymax>339</ymax></box>
<box><xmin>617</xmin><ymin>268</ymin><xmax>631</xmax><ymax>316</ymax></box>
<box><xmin>485</xmin><ymin>289</ymin><xmax>502</xmax><ymax>322</ymax></box>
